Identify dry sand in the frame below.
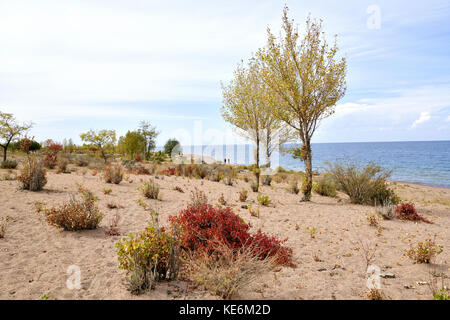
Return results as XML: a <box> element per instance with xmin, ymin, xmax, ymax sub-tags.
<box><xmin>0</xmin><ymin>166</ymin><xmax>449</xmax><ymax>300</ymax></box>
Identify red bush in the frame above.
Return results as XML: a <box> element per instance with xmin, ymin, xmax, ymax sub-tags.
<box><xmin>248</xmin><ymin>230</ymin><xmax>294</xmax><ymax>267</ymax></box>
<box><xmin>396</xmin><ymin>202</ymin><xmax>432</xmax><ymax>224</ymax></box>
<box><xmin>44</xmin><ymin>153</ymin><xmax>58</xmax><ymax>169</ymax></box>
<box><xmin>170</xmin><ymin>204</ymin><xmax>294</xmax><ymax>266</ymax></box>
<box><xmin>48</xmin><ymin>143</ymin><xmax>63</xmax><ymax>152</ymax></box>
<box><xmin>159</xmin><ymin>167</ymin><xmax>177</xmax><ymax>176</ymax></box>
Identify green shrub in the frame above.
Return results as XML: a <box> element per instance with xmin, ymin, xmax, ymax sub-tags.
<box><xmin>313</xmin><ymin>175</ymin><xmax>337</xmax><ymax>197</ymax></box>
<box><xmin>1</xmin><ymin>159</ymin><xmax>18</xmax><ymax>169</ymax></box>
<box><xmin>257</xmin><ymin>194</ymin><xmax>272</xmax><ymax>206</ymax></box>
<box><xmin>115</xmin><ymin>222</ymin><xmax>180</xmax><ymax>294</ymax></box>
<box><xmin>406</xmin><ymin>238</ymin><xmax>443</xmax><ymax>264</ymax></box>
<box><xmin>326</xmin><ymin>160</ymin><xmax>399</xmax><ymax>206</ymax></box>
<box><xmin>138</xmin><ymin>179</ymin><xmax>160</xmax><ymax>200</ymax></box>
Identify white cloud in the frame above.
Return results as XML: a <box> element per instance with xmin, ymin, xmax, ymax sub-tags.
<box><xmin>446</xmin><ymin>115</ymin><xmax>450</xmax><ymax>122</ymax></box>
<box><xmin>411</xmin><ymin>112</ymin><xmax>431</xmax><ymax>128</ymax></box>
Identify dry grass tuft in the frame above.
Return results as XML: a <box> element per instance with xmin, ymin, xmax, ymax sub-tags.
<box><xmin>182</xmin><ymin>241</ymin><xmax>276</xmax><ymax>299</ymax></box>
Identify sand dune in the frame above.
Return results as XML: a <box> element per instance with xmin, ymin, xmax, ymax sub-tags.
<box><xmin>0</xmin><ymin>167</ymin><xmax>449</xmax><ymax>300</ymax></box>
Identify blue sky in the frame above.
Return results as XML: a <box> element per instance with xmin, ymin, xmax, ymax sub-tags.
<box><xmin>0</xmin><ymin>0</ymin><xmax>449</xmax><ymax>146</ymax></box>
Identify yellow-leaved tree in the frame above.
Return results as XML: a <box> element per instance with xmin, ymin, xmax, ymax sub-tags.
<box><xmin>80</xmin><ymin>129</ymin><xmax>116</xmax><ymax>163</ymax></box>
<box><xmin>221</xmin><ymin>59</ymin><xmax>292</xmax><ymax>191</ymax></box>
<box><xmin>0</xmin><ymin>111</ymin><xmax>33</xmax><ymax>162</ymax></box>
<box><xmin>257</xmin><ymin>6</ymin><xmax>347</xmax><ymax>201</ymax></box>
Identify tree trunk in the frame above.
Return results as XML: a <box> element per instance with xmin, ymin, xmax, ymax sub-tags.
<box><xmin>302</xmin><ymin>140</ymin><xmax>313</xmax><ymax>202</ymax></box>
<box><xmin>265</xmin><ymin>144</ymin><xmax>271</xmax><ymax>168</ymax></box>
<box><xmin>265</xmin><ymin>129</ymin><xmax>271</xmax><ymax>168</ymax></box>
<box><xmin>2</xmin><ymin>146</ymin><xmax>6</xmax><ymax>162</ymax></box>
<box><xmin>101</xmin><ymin>150</ymin><xmax>107</xmax><ymax>163</ymax></box>
<box><xmin>255</xmin><ymin>137</ymin><xmax>260</xmax><ymax>191</ymax></box>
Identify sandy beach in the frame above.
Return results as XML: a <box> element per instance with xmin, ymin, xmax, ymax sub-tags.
<box><xmin>1</xmin><ymin>164</ymin><xmax>449</xmax><ymax>300</ymax></box>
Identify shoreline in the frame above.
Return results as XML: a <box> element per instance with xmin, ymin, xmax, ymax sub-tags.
<box><xmin>175</xmin><ymin>153</ymin><xmax>450</xmax><ymax>191</ymax></box>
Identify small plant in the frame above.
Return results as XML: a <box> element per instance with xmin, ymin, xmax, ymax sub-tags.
<box><xmin>287</xmin><ymin>179</ymin><xmax>300</xmax><ymax>194</ymax></box>
<box><xmin>356</xmin><ymin>239</ymin><xmax>378</xmax><ymax>269</ymax></box>
<box><xmin>396</xmin><ymin>202</ymin><xmax>432</xmax><ymax>224</ymax></box>
<box><xmin>104</xmin><ymin>212</ymin><xmax>121</xmax><ymax>236</ymax></box>
<box><xmin>250</xmin><ymin>181</ymin><xmax>259</xmax><ymax>192</ymax></box>
<box><xmin>57</xmin><ymin>158</ymin><xmax>70</xmax><ymax>173</ymax></box>
<box><xmin>34</xmin><ymin>201</ymin><xmax>45</xmax><ymax>213</ymax></box>
<box><xmin>189</xmin><ymin>187</ymin><xmax>208</xmax><ymax>207</ymax></box>
<box><xmin>103</xmin><ymin>163</ymin><xmax>124</xmax><ymax>184</ymax></box>
<box><xmin>406</xmin><ymin>238</ymin><xmax>443</xmax><ymax>264</ymax></box>
<box><xmin>313</xmin><ymin>175</ymin><xmax>337</xmax><ymax>197</ymax></box>
<box><xmin>1</xmin><ymin>159</ymin><xmax>18</xmax><ymax>169</ymax></box>
<box><xmin>138</xmin><ymin>179</ymin><xmax>160</xmax><ymax>200</ymax></box>
<box><xmin>75</xmin><ymin>157</ymin><xmax>89</xmax><ymax>167</ymax></box>
<box><xmin>257</xmin><ymin>194</ymin><xmax>272</xmax><ymax>207</ymax></box>
<box><xmin>183</xmin><ymin>241</ymin><xmax>275</xmax><ymax>299</ymax></box>
<box><xmin>366</xmin><ymin>288</ymin><xmax>384</xmax><ymax>300</ymax></box>
<box><xmin>375</xmin><ymin>200</ymin><xmax>396</xmax><ymax>220</ymax></box>
<box><xmin>306</xmin><ymin>226</ymin><xmax>318</xmax><ymax>239</ymax></box>
<box><xmin>238</xmin><ymin>189</ymin><xmax>248</xmax><ymax>202</ymax></box>
<box><xmin>43</xmin><ymin>188</ymin><xmax>103</xmax><ymax>231</ymax></box>
<box><xmin>103</xmin><ymin>188</ymin><xmax>112</xmax><ymax>195</ymax></box>
<box><xmin>366</xmin><ymin>212</ymin><xmax>380</xmax><ymax>227</ymax></box>
<box><xmin>115</xmin><ymin>211</ymin><xmax>180</xmax><ymax>294</ymax></box>
<box><xmin>0</xmin><ymin>216</ymin><xmax>11</xmax><ymax>238</ymax></box>
<box><xmin>173</xmin><ymin>186</ymin><xmax>184</xmax><ymax>193</ymax></box>
<box><xmin>18</xmin><ymin>156</ymin><xmax>47</xmax><ymax>191</ymax></box>
<box><xmin>218</xmin><ymin>193</ymin><xmax>227</xmax><ymax>206</ymax></box>
<box><xmin>248</xmin><ymin>205</ymin><xmax>259</xmax><ymax>218</ymax></box>
<box><xmin>107</xmin><ymin>202</ymin><xmax>123</xmax><ymax>209</ymax></box>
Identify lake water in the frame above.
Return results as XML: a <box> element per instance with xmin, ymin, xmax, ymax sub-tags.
<box><xmin>159</xmin><ymin>141</ymin><xmax>450</xmax><ymax>189</ymax></box>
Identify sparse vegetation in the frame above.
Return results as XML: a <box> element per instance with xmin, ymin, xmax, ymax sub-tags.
<box><xmin>138</xmin><ymin>179</ymin><xmax>160</xmax><ymax>200</ymax></box>
<box><xmin>326</xmin><ymin>160</ymin><xmax>399</xmax><ymax>206</ymax></box>
<box><xmin>1</xmin><ymin>159</ymin><xmax>18</xmax><ymax>169</ymax></box>
<box><xmin>183</xmin><ymin>241</ymin><xmax>275</xmax><ymax>299</ymax></box>
<box><xmin>189</xmin><ymin>187</ymin><xmax>208</xmax><ymax>207</ymax></box>
<box><xmin>257</xmin><ymin>194</ymin><xmax>272</xmax><ymax>206</ymax></box>
<box><xmin>43</xmin><ymin>187</ymin><xmax>103</xmax><ymax>231</ymax></box>
<box><xmin>287</xmin><ymin>179</ymin><xmax>300</xmax><ymax>194</ymax></box>
<box><xmin>103</xmin><ymin>163</ymin><xmax>124</xmax><ymax>184</ymax></box>
<box><xmin>313</xmin><ymin>175</ymin><xmax>337</xmax><ymax>197</ymax></box>
<box><xmin>238</xmin><ymin>189</ymin><xmax>248</xmax><ymax>202</ymax></box>
<box><xmin>0</xmin><ymin>216</ymin><xmax>11</xmax><ymax>238</ymax></box>
<box><xmin>116</xmin><ymin>209</ymin><xmax>180</xmax><ymax>294</ymax></box>
<box><xmin>396</xmin><ymin>202</ymin><xmax>432</xmax><ymax>224</ymax></box>
<box><xmin>18</xmin><ymin>156</ymin><xmax>47</xmax><ymax>191</ymax></box>
<box><xmin>406</xmin><ymin>238</ymin><xmax>443</xmax><ymax>264</ymax></box>
<box><xmin>104</xmin><ymin>212</ymin><xmax>121</xmax><ymax>236</ymax></box>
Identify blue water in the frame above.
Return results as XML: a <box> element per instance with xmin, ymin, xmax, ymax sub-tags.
<box><xmin>158</xmin><ymin>141</ymin><xmax>450</xmax><ymax>188</ymax></box>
